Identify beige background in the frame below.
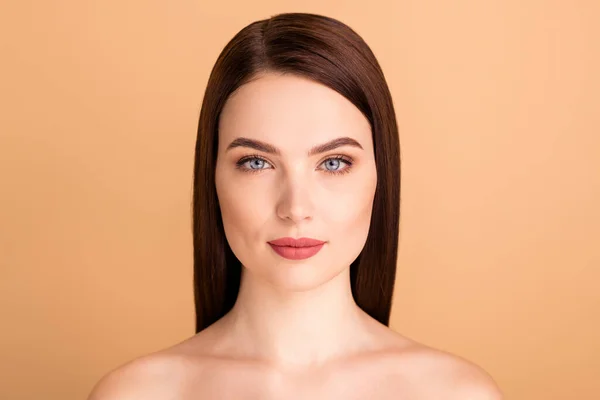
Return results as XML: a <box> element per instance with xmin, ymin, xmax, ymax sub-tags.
<box><xmin>1</xmin><ymin>1</ymin><xmax>599</xmax><ymax>399</ymax></box>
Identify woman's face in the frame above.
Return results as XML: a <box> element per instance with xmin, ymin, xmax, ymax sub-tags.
<box><xmin>215</xmin><ymin>73</ymin><xmax>377</xmax><ymax>291</ymax></box>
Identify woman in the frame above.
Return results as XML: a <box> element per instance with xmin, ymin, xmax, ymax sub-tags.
<box><xmin>89</xmin><ymin>12</ymin><xmax>502</xmax><ymax>399</ymax></box>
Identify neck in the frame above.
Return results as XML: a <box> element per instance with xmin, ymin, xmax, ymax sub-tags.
<box><xmin>218</xmin><ymin>265</ymin><xmax>380</xmax><ymax>370</ymax></box>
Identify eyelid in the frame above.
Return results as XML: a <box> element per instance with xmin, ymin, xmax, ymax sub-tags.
<box><xmin>235</xmin><ymin>154</ymin><xmax>273</xmax><ymax>168</ymax></box>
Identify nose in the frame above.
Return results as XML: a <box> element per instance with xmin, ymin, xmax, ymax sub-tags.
<box><xmin>276</xmin><ymin>175</ymin><xmax>314</xmax><ymax>223</ymax></box>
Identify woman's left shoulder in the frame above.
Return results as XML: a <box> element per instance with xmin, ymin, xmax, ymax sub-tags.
<box><xmin>383</xmin><ymin>335</ymin><xmax>504</xmax><ymax>399</ymax></box>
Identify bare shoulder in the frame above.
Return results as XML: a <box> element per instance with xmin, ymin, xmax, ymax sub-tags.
<box><xmin>86</xmin><ymin>342</ymin><xmax>203</xmax><ymax>400</ymax></box>
<box><xmin>87</xmin><ymin>320</ymin><xmax>238</xmax><ymax>400</ymax></box>
<box><xmin>420</xmin><ymin>348</ymin><xmax>504</xmax><ymax>400</ymax></box>
<box><xmin>385</xmin><ymin>335</ymin><xmax>503</xmax><ymax>399</ymax></box>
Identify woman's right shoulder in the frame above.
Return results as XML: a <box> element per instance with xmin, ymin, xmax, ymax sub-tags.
<box><xmin>87</xmin><ymin>337</ymin><xmax>212</xmax><ymax>400</ymax></box>
<box><xmin>86</xmin><ymin>352</ymin><xmax>180</xmax><ymax>400</ymax></box>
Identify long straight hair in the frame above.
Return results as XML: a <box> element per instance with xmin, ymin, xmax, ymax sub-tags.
<box><xmin>192</xmin><ymin>12</ymin><xmax>400</xmax><ymax>333</ymax></box>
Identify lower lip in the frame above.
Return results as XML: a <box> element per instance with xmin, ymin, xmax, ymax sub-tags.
<box><xmin>268</xmin><ymin>243</ymin><xmax>325</xmax><ymax>260</ymax></box>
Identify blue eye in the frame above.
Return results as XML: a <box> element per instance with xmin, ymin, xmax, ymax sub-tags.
<box><xmin>247</xmin><ymin>158</ymin><xmax>269</xmax><ymax>170</ymax></box>
<box><xmin>323</xmin><ymin>158</ymin><xmax>345</xmax><ymax>173</ymax></box>
<box><xmin>235</xmin><ymin>155</ymin><xmax>353</xmax><ymax>175</ymax></box>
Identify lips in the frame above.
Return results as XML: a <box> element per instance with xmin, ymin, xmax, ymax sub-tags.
<box><xmin>268</xmin><ymin>237</ymin><xmax>325</xmax><ymax>247</ymax></box>
<box><xmin>267</xmin><ymin>237</ymin><xmax>326</xmax><ymax>260</ymax></box>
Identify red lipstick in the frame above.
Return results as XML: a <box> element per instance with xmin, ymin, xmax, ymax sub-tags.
<box><xmin>267</xmin><ymin>237</ymin><xmax>326</xmax><ymax>260</ymax></box>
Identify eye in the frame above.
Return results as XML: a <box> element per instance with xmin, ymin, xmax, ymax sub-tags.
<box><xmin>318</xmin><ymin>156</ymin><xmax>353</xmax><ymax>175</ymax></box>
<box><xmin>235</xmin><ymin>154</ymin><xmax>354</xmax><ymax>175</ymax></box>
<box><xmin>235</xmin><ymin>155</ymin><xmax>274</xmax><ymax>174</ymax></box>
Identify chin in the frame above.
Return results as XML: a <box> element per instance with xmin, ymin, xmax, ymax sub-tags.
<box><xmin>253</xmin><ymin>261</ymin><xmax>348</xmax><ymax>293</ymax></box>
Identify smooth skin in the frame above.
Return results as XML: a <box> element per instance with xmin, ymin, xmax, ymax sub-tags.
<box><xmin>88</xmin><ymin>73</ymin><xmax>503</xmax><ymax>399</ymax></box>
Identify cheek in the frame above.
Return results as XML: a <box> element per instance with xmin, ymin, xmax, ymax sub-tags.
<box><xmin>215</xmin><ymin>169</ymin><xmax>270</xmax><ymax>246</ymax></box>
<box><xmin>323</xmin><ymin>169</ymin><xmax>377</xmax><ymax>228</ymax></box>
<box><xmin>320</xmin><ymin>169</ymin><xmax>377</xmax><ymax>261</ymax></box>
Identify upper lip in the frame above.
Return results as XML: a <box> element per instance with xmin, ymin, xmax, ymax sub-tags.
<box><xmin>268</xmin><ymin>237</ymin><xmax>326</xmax><ymax>247</ymax></box>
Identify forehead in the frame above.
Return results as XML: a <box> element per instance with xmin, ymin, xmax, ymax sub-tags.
<box><xmin>218</xmin><ymin>73</ymin><xmax>372</xmax><ymax>151</ymax></box>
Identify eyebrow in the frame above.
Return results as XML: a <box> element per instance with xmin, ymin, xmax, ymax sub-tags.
<box><xmin>225</xmin><ymin>136</ymin><xmax>364</xmax><ymax>156</ymax></box>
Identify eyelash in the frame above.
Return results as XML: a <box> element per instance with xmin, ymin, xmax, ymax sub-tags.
<box><xmin>235</xmin><ymin>154</ymin><xmax>354</xmax><ymax>176</ymax></box>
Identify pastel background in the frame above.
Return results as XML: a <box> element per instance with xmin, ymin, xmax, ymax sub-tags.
<box><xmin>1</xmin><ymin>1</ymin><xmax>598</xmax><ymax>399</ymax></box>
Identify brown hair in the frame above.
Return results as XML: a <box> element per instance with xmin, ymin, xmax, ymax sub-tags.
<box><xmin>192</xmin><ymin>12</ymin><xmax>400</xmax><ymax>333</ymax></box>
